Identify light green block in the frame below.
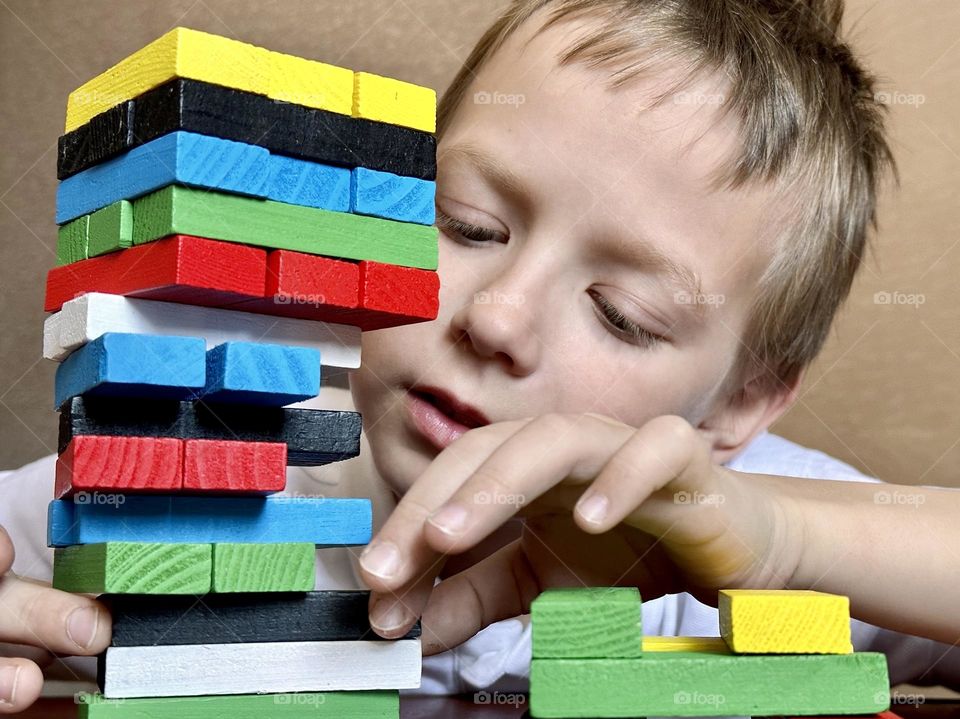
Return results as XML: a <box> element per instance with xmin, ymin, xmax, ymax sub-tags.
<box><xmin>131</xmin><ymin>185</ymin><xmax>438</xmax><ymax>269</ymax></box>
<box><xmin>531</xmin><ymin>587</ymin><xmax>642</xmax><ymax>658</ymax></box>
<box><xmin>211</xmin><ymin>542</ymin><xmax>316</xmax><ymax>592</ymax></box>
<box><xmin>53</xmin><ymin>542</ymin><xmax>212</xmax><ymax>594</ymax></box>
<box><xmin>56</xmin><ymin>215</ymin><xmax>88</xmax><ymax>265</ymax></box>
<box><xmin>87</xmin><ymin>199</ymin><xmax>133</xmax><ymax>258</ymax></box>
<box><xmin>530</xmin><ymin>650</ymin><xmax>890</xmax><ymax>717</ymax></box>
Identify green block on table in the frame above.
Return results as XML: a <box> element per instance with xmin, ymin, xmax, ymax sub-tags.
<box><xmin>87</xmin><ymin>200</ymin><xmax>133</xmax><ymax>258</ymax></box>
<box><xmin>53</xmin><ymin>542</ymin><xmax>212</xmax><ymax>594</ymax></box>
<box><xmin>212</xmin><ymin>542</ymin><xmax>316</xmax><ymax>592</ymax></box>
<box><xmin>531</xmin><ymin>587</ymin><xmax>642</xmax><ymax>658</ymax></box>
<box><xmin>530</xmin><ymin>650</ymin><xmax>889</xmax><ymax>717</ymax></box>
<box><xmin>131</xmin><ymin>185</ymin><xmax>438</xmax><ymax>270</ymax></box>
<box><xmin>77</xmin><ymin>690</ymin><xmax>399</xmax><ymax>718</ymax></box>
<box><xmin>57</xmin><ymin>215</ymin><xmax>88</xmax><ymax>265</ymax></box>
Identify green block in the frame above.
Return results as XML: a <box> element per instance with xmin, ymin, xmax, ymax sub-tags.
<box><xmin>77</xmin><ymin>691</ymin><xmax>399</xmax><ymax>718</ymax></box>
<box><xmin>131</xmin><ymin>185</ymin><xmax>438</xmax><ymax>270</ymax></box>
<box><xmin>529</xmin><ymin>650</ymin><xmax>890</xmax><ymax>717</ymax></box>
<box><xmin>53</xmin><ymin>542</ymin><xmax>212</xmax><ymax>594</ymax></box>
<box><xmin>56</xmin><ymin>215</ymin><xmax>88</xmax><ymax>265</ymax></box>
<box><xmin>531</xmin><ymin>587</ymin><xmax>642</xmax><ymax>658</ymax></box>
<box><xmin>211</xmin><ymin>542</ymin><xmax>316</xmax><ymax>592</ymax></box>
<box><xmin>87</xmin><ymin>200</ymin><xmax>133</xmax><ymax>258</ymax></box>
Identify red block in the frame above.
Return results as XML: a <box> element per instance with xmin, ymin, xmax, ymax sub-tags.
<box><xmin>782</xmin><ymin>713</ymin><xmax>904</xmax><ymax>719</ymax></box>
<box><xmin>45</xmin><ymin>235</ymin><xmax>267</xmax><ymax>312</ymax></box>
<box><xmin>55</xmin><ymin>436</ymin><xmax>184</xmax><ymax>497</ymax></box>
<box><xmin>182</xmin><ymin>439</ymin><xmax>287</xmax><ymax>494</ymax></box>
<box><xmin>349</xmin><ymin>260</ymin><xmax>439</xmax><ymax>330</ymax></box>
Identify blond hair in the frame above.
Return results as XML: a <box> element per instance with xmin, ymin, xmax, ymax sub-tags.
<box><xmin>438</xmin><ymin>0</ymin><xmax>895</xmax><ymax>390</ymax></box>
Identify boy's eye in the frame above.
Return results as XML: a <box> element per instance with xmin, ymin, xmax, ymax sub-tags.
<box><xmin>588</xmin><ymin>289</ymin><xmax>666</xmax><ymax>349</ymax></box>
<box><xmin>436</xmin><ymin>208</ymin><xmax>508</xmax><ymax>245</ymax></box>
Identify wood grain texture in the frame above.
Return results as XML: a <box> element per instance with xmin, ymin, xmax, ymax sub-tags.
<box><xmin>44</xmin><ymin>234</ymin><xmax>268</xmax><ymax>312</ymax></box>
<box><xmin>57</xmin><ymin>215</ymin><xmax>88</xmax><ymax>265</ymax></box>
<box><xmin>57</xmin><ymin>396</ymin><xmax>362</xmax><ymax>466</ymax></box>
<box><xmin>77</xmin><ymin>690</ymin><xmax>399</xmax><ymax>719</ymax></box>
<box><xmin>52</xmin><ymin>542</ymin><xmax>212</xmax><ymax>594</ymax></box>
<box><xmin>202</xmin><ymin>341</ymin><xmax>321</xmax><ymax>406</ymax></box>
<box><xmin>44</xmin><ymin>292</ymin><xmax>361</xmax><ymax>369</ymax></box>
<box><xmin>719</xmin><ymin>589</ymin><xmax>853</xmax><ymax>654</ymax></box>
<box><xmin>59</xmin><ymin>79</ymin><xmax>437</xmax><ymax>181</ymax></box>
<box><xmin>131</xmin><ymin>185</ymin><xmax>438</xmax><ymax>270</ymax></box>
<box><xmin>54</xmin><ymin>333</ymin><xmax>207</xmax><ymax>408</ymax></box>
<box><xmin>47</xmin><ymin>495</ymin><xmax>372</xmax><ymax>547</ymax></box>
<box><xmin>182</xmin><ymin>439</ymin><xmax>287</xmax><ymax>493</ymax></box>
<box><xmin>352</xmin><ymin>71</ymin><xmax>436</xmax><ymax>133</ymax></box>
<box><xmin>64</xmin><ymin>27</ymin><xmax>355</xmax><ymax>132</ymax></box>
<box><xmin>55</xmin><ymin>435</ymin><xmax>184</xmax><ymax>497</ymax></box>
<box><xmin>211</xmin><ymin>542</ymin><xmax>315</xmax><ymax>592</ymax></box>
<box><xmin>642</xmin><ymin>636</ymin><xmax>729</xmax><ymax>653</ymax></box>
<box><xmin>529</xmin><ymin>651</ymin><xmax>889</xmax><ymax>717</ymax></box>
<box><xmin>333</xmin><ymin>260</ymin><xmax>440</xmax><ymax>331</ymax></box>
<box><xmin>86</xmin><ymin>200</ymin><xmax>133</xmax><ymax>258</ymax></box>
<box><xmin>98</xmin><ymin>639</ymin><xmax>422</xmax><ymax>697</ymax></box>
<box><xmin>531</xmin><ymin>588</ymin><xmax>642</xmax><ymax>659</ymax></box>
<box><xmin>104</xmin><ymin>590</ymin><xmax>421</xmax><ymax>646</ymax></box>
<box><xmin>350</xmin><ymin>167</ymin><xmax>435</xmax><ymax>225</ymax></box>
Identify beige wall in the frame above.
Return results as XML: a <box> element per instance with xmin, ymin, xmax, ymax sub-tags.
<box><xmin>1</xmin><ymin>0</ymin><xmax>957</xmax><ymax>489</ymax></box>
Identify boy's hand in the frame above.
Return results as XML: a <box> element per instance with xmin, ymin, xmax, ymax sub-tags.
<box><xmin>359</xmin><ymin>414</ymin><xmax>803</xmax><ymax>655</ymax></box>
<box><xmin>0</xmin><ymin>525</ymin><xmax>112</xmax><ymax>712</ymax></box>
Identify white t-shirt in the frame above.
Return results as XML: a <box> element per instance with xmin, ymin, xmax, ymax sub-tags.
<box><xmin>2</xmin><ymin>429</ymin><xmax>959</xmax><ymax>699</ymax></box>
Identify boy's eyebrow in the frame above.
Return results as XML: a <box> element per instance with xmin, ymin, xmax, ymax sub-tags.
<box><xmin>440</xmin><ymin>144</ymin><xmax>527</xmax><ymax>199</ymax></box>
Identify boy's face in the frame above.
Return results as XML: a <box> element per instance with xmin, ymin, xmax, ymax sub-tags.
<box><xmin>351</xmin><ymin>13</ymin><xmax>784</xmax><ymax>496</ymax></box>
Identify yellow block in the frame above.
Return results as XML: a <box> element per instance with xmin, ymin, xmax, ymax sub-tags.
<box><xmin>719</xmin><ymin>589</ymin><xmax>853</xmax><ymax>654</ymax></box>
<box><xmin>642</xmin><ymin>636</ymin><xmax>730</xmax><ymax>653</ymax></box>
<box><xmin>65</xmin><ymin>28</ymin><xmax>353</xmax><ymax>132</ymax></box>
<box><xmin>353</xmin><ymin>71</ymin><xmax>436</xmax><ymax>133</ymax></box>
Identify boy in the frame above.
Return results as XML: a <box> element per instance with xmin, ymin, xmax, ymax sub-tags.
<box><xmin>1</xmin><ymin>0</ymin><xmax>959</xmax><ymax>712</ymax></box>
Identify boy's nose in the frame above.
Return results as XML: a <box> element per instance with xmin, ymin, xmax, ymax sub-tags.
<box><xmin>449</xmin><ymin>288</ymin><xmax>540</xmax><ymax>376</ymax></box>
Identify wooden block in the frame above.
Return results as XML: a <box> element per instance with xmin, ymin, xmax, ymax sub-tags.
<box><xmin>58</xmin><ymin>396</ymin><xmax>362</xmax><ymax>466</ymax></box>
<box><xmin>202</xmin><ymin>341</ymin><xmax>320</xmax><ymax>405</ymax></box>
<box><xmin>642</xmin><ymin>636</ymin><xmax>728</xmax><ymax>653</ymax></box>
<box><xmin>529</xmin><ymin>650</ymin><xmax>889</xmax><ymax>717</ymax></box>
<box><xmin>352</xmin><ymin>71</ymin><xmax>436</xmax><ymax>133</ymax></box>
<box><xmin>86</xmin><ymin>200</ymin><xmax>133</xmax><ymax>258</ymax></box>
<box><xmin>104</xmin><ymin>590</ymin><xmax>422</xmax><ymax>646</ymax></box>
<box><xmin>52</xmin><ymin>542</ymin><xmax>212</xmax><ymax>594</ymax></box>
<box><xmin>131</xmin><ymin>185</ymin><xmax>438</xmax><ymax>270</ymax></box>
<box><xmin>182</xmin><ymin>439</ymin><xmax>286</xmax><ymax>493</ymax></box>
<box><xmin>98</xmin><ymin>640</ymin><xmax>422</xmax><ymax>697</ymax></box>
<box><xmin>531</xmin><ymin>588</ymin><xmax>642</xmax><ymax>659</ymax></box>
<box><xmin>43</xmin><ymin>292</ymin><xmax>361</xmax><ymax>369</ymax></box>
<box><xmin>57</xmin><ymin>215</ymin><xmax>88</xmax><ymax>265</ymax></box>
<box><xmin>779</xmin><ymin>714</ymin><xmax>903</xmax><ymax>719</ymax></box>
<box><xmin>64</xmin><ymin>27</ymin><xmax>355</xmax><ymax>132</ymax></box>
<box><xmin>44</xmin><ymin>234</ymin><xmax>268</xmax><ymax>312</ymax></box>
<box><xmin>266</xmin><ymin>153</ymin><xmax>351</xmax><ymax>211</ymax></box>
<box><xmin>77</xmin><ymin>690</ymin><xmax>400</xmax><ymax>719</ymax></box>
<box><xmin>211</xmin><ymin>542</ymin><xmax>315</xmax><ymax>592</ymax></box>
<box><xmin>59</xmin><ymin>79</ymin><xmax>437</xmax><ymax>181</ymax></box>
<box><xmin>342</xmin><ymin>261</ymin><xmax>440</xmax><ymax>330</ymax></box>
<box><xmin>55</xmin><ymin>436</ymin><xmax>184</xmax><ymax>497</ymax></box>
<box><xmin>719</xmin><ymin>589</ymin><xmax>853</xmax><ymax>654</ymax></box>
<box><xmin>47</xmin><ymin>495</ymin><xmax>372</xmax><ymax>547</ymax></box>
<box><xmin>54</xmin><ymin>333</ymin><xmax>206</xmax><ymax>408</ymax></box>
<box><xmin>350</xmin><ymin>167</ymin><xmax>435</xmax><ymax>225</ymax></box>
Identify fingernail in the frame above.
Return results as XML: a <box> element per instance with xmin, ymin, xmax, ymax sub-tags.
<box><xmin>66</xmin><ymin>605</ymin><xmax>101</xmax><ymax>650</ymax></box>
<box><xmin>428</xmin><ymin>504</ymin><xmax>468</xmax><ymax>536</ymax></box>
<box><xmin>370</xmin><ymin>600</ymin><xmax>409</xmax><ymax>634</ymax></box>
<box><xmin>0</xmin><ymin>664</ymin><xmax>21</xmax><ymax>706</ymax></box>
<box><xmin>360</xmin><ymin>540</ymin><xmax>401</xmax><ymax>580</ymax></box>
<box><xmin>577</xmin><ymin>492</ymin><xmax>608</xmax><ymax>525</ymax></box>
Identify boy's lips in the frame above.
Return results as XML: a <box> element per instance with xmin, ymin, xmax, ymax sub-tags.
<box><xmin>405</xmin><ymin>384</ymin><xmax>491</xmax><ymax>451</ymax></box>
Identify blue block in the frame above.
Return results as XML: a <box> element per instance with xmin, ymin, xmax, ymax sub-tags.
<box><xmin>56</xmin><ymin>131</ymin><xmax>271</xmax><ymax>223</ymax></box>
<box><xmin>47</xmin><ymin>496</ymin><xmax>372</xmax><ymax>547</ymax></box>
<box><xmin>202</xmin><ymin>342</ymin><xmax>320</xmax><ymax>406</ymax></box>
<box><xmin>267</xmin><ymin>155</ymin><xmax>351</xmax><ymax>211</ymax></box>
<box><xmin>350</xmin><ymin>167</ymin><xmax>436</xmax><ymax>225</ymax></box>
<box><xmin>54</xmin><ymin>333</ymin><xmax>206</xmax><ymax>408</ymax></box>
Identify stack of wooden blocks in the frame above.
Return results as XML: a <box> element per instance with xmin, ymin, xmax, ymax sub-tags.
<box><xmin>45</xmin><ymin>27</ymin><xmax>438</xmax><ymax>719</ymax></box>
<box><xmin>530</xmin><ymin>588</ymin><xmax>900</xmax><ymax>718</ymax></box>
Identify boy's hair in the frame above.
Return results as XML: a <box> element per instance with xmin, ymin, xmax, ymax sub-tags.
<box><xmin>438</xmin><ymin>0</ymin><xmax>895</xmax><ymax>392</ymax></box>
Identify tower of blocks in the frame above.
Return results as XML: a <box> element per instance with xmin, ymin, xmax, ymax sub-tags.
<box><xmin>528</xmin><ymin>588</ymin><xmax>902</xmax><ymax>718</ymax></box>
<box><xmin>46</xmin><ymin>27</ymin><xmax>439</xmax><ymax>718</ymax></box>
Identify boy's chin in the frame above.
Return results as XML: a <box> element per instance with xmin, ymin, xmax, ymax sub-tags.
<box><xmin>368</xmin><ymin>429</ymin><xmax>437</xmax><ymax>499</ymax></box>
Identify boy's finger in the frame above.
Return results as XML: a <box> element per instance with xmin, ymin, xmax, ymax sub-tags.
<box><xmin>0</xmin><ymin>575</ymin><xmax>112</xmax><ymax>655</ymax></box>
<box><xmin>367</xmin><ymin>570</ymin><xmax>439</xmax><ymax>641</ymax></box>
<box><xmin>0</xmin><ymin>657</ymin><xmax>43</xmax><ymax>713</ymax></box>
<box><xmin>0</xmin><ymin>527</ymin><xmax>14</xmax><ymax>577</ymax></box>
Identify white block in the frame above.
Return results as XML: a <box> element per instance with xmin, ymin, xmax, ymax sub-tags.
<box><xmin>44</xmin><ymin>294</ymin><xmax>361</xmax><ymax>369</ymax></box>
<box><xmin>101</xmin><ymin>639</ymin><xmax>421</xmax><ymax>698</ymax></box>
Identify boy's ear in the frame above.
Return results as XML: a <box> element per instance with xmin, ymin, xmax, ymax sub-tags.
<box><xmin>696</xmin><ymin>365</ymin><xmax>805</xmax><ymax>465</ymax></box>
